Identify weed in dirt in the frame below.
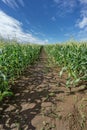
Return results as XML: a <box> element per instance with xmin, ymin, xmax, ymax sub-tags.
<box><xmin>73</xmin><ymin>95</ymin><xmax>78</xmax><ymax>102</ymax></box>
<box><xmin>51</xmin><ymin>112</ymin><xmax>62</xmax><ymax>119</ymax></box>
<box><xmin>67</xmin><ymin>113</ymin><xmax>73</xmax><ymax>118</ymax></box>
<box><xmin>15</xmin><ymin>122</ymin><xmax>21</xmax><ymax>130</ymax></box>
<box><xmin>81</xmin><ymin>97</ymin><xmax>87</xmax><ymax>102</ymax></box>
<box><xmin>43</xmin><ymin>67</ymin><xmax>50</xmax><ymax>74</ymax></box>
<box><xmin>45</xmin><ymin>93</ymin><xmax>55</xmax><ymax>101</ymax></box>
<box><xmin>41</xmin><ymin>121</ymin><xmax>56</xmax><ymax>130</ymax></box>
<box><xmin>80</xmin><ymin>113</ymin><xmax>86</xmax><ymax>129</ymax></box>
<box><xmin>49</xmin><ymin>92</ymin><xmax>55</xmax><ymax>97</ymax></box>
<box><xmin>78</xmin><ymin>104</ymin><xmax>87</xmax><ymax>129</ymax></box>
<box><xmin>56</xmin><ymin>82</ymin><xmax>61</xmax><ymax>87</ymax></box>
<box><xmin>79</xmin><ymin>104</ymin><xmax>86</xmax><ymax>109</ymax></box>
<box><xmin>58</xmin><ymin>106</ymin><xmax>64</xmax><ymax>111</ymax></box>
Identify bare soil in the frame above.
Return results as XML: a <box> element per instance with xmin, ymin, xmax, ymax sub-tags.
<box><xmin>0</xmin><ymin>48</ymin><xmax>87</xmax><ymax>130</ymax></box>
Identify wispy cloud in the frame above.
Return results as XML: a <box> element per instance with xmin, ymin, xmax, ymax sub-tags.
<box><xmin>75</xmin><ymin>0</ymin><xmax>87</xmax><ymax>40</ymax></box>
<box><xmin>0</xmin><ymin>10</ymin><xmax>48</xmax><ymax>44</ymax></box>
<box><xmin>78</xmin><ymin>0</ymin><xmax>87</xmax><ymax>17</ymax></box>
<box><xmin>1</xmin><ymin>0</ymin><xmax>24</xmax><ymax>8</ymax></box>
<box><xmin>51</xmin><ymin>16</ymin><xmax>56</xmax><ymax>21</ymax></box>
<box><xmin>77</xmin><ymin>27</ymin><xmax>87</xmax><ymax>41</ymax></box>
<box><xmin>79</xmin><ymin>0</ymin><xmax>87</xmax><ymax>4</ymax></box>
<box><xmin>76</xmin><ymin>17</ymin><xmax>87</xmax><ymax>28</ymax></box>
<box><xmin>18</xmin><ymin>0</ymin><xmax>24</xmax><ymax>7</ymax></box>
<box><xmin>80</xmin><ymin>8</ymin><xmax>87</xmax><ymax>18</ymax></box>
<box><xmin>2</xmin><ymin>0</ymin><xmax>18</xmax><ymax>8</ymax></box>
<box><xmin>54</xmin><ymin>0</ymin><xmax>76</xmax><ymax>7</ymax></box>
<box><xmin>53</xmin><ymin>0</ymin><xmax>77</xmax><ymax>15</ymax></box>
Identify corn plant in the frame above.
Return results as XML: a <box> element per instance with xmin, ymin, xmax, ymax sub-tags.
<box><xmin>45</xmin><ymin>42</ymin><xmax>87</xmax><ymax>92</ymax></box>
<box><xmin>0</xmin><ymin>41</ymin><xmax>41</xmax><ymax>101</ymax></box>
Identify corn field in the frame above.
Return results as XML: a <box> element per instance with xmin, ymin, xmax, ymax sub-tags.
<box><xmin>0</xmin><ymin>41</ymin><xmax>41</xmax><ymax>101</ymax></box>
<box><xmin>45</xmin><ymin>42</ymin><xmax>87</xmax><ymax>91</ymax></box>
<box><xmin>0</xmin><ymin>40</ymin><xmax>87</xmax><ymax>101</ymax></box>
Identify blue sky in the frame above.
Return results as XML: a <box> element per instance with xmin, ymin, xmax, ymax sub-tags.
<box><xmin>0</xmin><ymin>0</ymin><xmax>87</xmax><ymax>44</ymax></box>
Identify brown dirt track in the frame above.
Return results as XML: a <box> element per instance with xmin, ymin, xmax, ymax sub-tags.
<box><xmin>0</xmin><ymin>48</ymin><xmax>87</xmax><ymax>130</ymax></box>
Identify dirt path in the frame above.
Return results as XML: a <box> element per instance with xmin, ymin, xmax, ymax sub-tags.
<box><xmin>0</xmin><ymin>48</ymin><xmax>87</xmax><ymax>130</ymax></box>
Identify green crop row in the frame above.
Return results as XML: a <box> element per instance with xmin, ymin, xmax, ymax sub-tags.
<box><xmin>0</xmin><ymin>41</ymin><xmax>41</xmax><ymax>101</ymax></box>
<box><xmin>45</xmin><ymin>42</ymin><xmax>87</xmax><ymax>92</ymax></box>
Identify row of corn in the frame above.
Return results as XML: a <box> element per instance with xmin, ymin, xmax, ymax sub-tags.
<box><xmin>45</xmin><ymin>42</ymin><xmax>87</xmax><ymax>91</ymax></box>
<box><xmin>0</xmin><ymin>41</ymin><xmax>41</xmax><ymax>101</ymax></box>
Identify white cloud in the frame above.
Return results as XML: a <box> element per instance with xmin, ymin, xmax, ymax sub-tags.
<box><xmin>78</xmin><ymin>0</ymin><xmax>87</xmax><ymax>17</ymax></box>
<box><xmin>77</xmin><ymin>0</ymin><xmax>87</xmax><ymax>17</ymax></box>
<box><xmin>1</xmin><ymin>0</ymin><xmax>24</xmax><ymax>8</ymax></box>
<box><xmin>0</xmin><ymin>10</ymin><xmax>48</xmax><ymax>44</ymax></box>
<box><xmin>54</xmin><ymin>0</ymin><xmax>76</xmax><ymax>8</ymax></box>
<box><xmin>58</xmin><ymin>1</ymin><xmax>87</xmax><ymax>41</ymax></box>
<box><xmin>77</xmin><ymin>17</ymin><xmax>87</xmax><ymax>28</ymax></box>
<box><xmin>77</xmin><ymin>27</ymin><xmax>87</xmax><ymax>41</ymax></box>
<box><xmin>79</xmin><ymin>0</ymin><xmax>87</xmax><ymax>4</ymax></box>
<box><xmin>2</xmin><ymin>0</ymin><xmax>18</xmax><ymax>8</ymax></box>
<box><xmin>53</xmin><ymin>0</ymin><xmax>77</xmax><ymax>17</ymax></box>
<box><xmin>80</xmin><ymin>8</ymin><xmax>87</xmax><ymax>17</ymax></box>
<box><xmin>75</xmin><ymin>0</ymin><xmax>87</xmax><ymax>41</ymax></box>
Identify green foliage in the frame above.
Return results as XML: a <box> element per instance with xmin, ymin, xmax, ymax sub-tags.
<box><xmin>0</xmin><ymin>91</ymin><xmax>13</xmax><ymax>101</ymax></box>
<box><xmin>0</xmin><ymin>40</ymin><xmax>41</xmax><ymax>101</ymax></box>
<box><xmin>45</xmin><ymin>42</ymin><xmax>87</xmax><ymax>90</ymax></box>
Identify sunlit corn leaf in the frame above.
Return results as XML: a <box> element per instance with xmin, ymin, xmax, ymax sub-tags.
<box><xmin>59</xmin><ymin>67</ymin><xmax>67</xmax><ymax>77</ymax></box>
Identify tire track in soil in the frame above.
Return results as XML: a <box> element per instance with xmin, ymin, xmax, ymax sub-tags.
<box><xmin>0</xmin><ymin>48</ymin><xmax>87</xmax><ymax>130</ymax></box>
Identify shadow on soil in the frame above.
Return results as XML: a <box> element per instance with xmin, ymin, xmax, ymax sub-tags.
<box><xmin>0</xmin><ymin>53</ymin><xmax>63</xmax><ymax>130</ymax></box>
<box><xmin>0</xmin><ymin>49</ymin><xmax>87</xmax><ymax>130</ymax></box>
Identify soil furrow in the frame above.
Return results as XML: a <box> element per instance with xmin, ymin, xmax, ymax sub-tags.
<box><xmin>0</xmin><ymin>48</ymin><xmax>87</xmax><ymax>130</ymax></box>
